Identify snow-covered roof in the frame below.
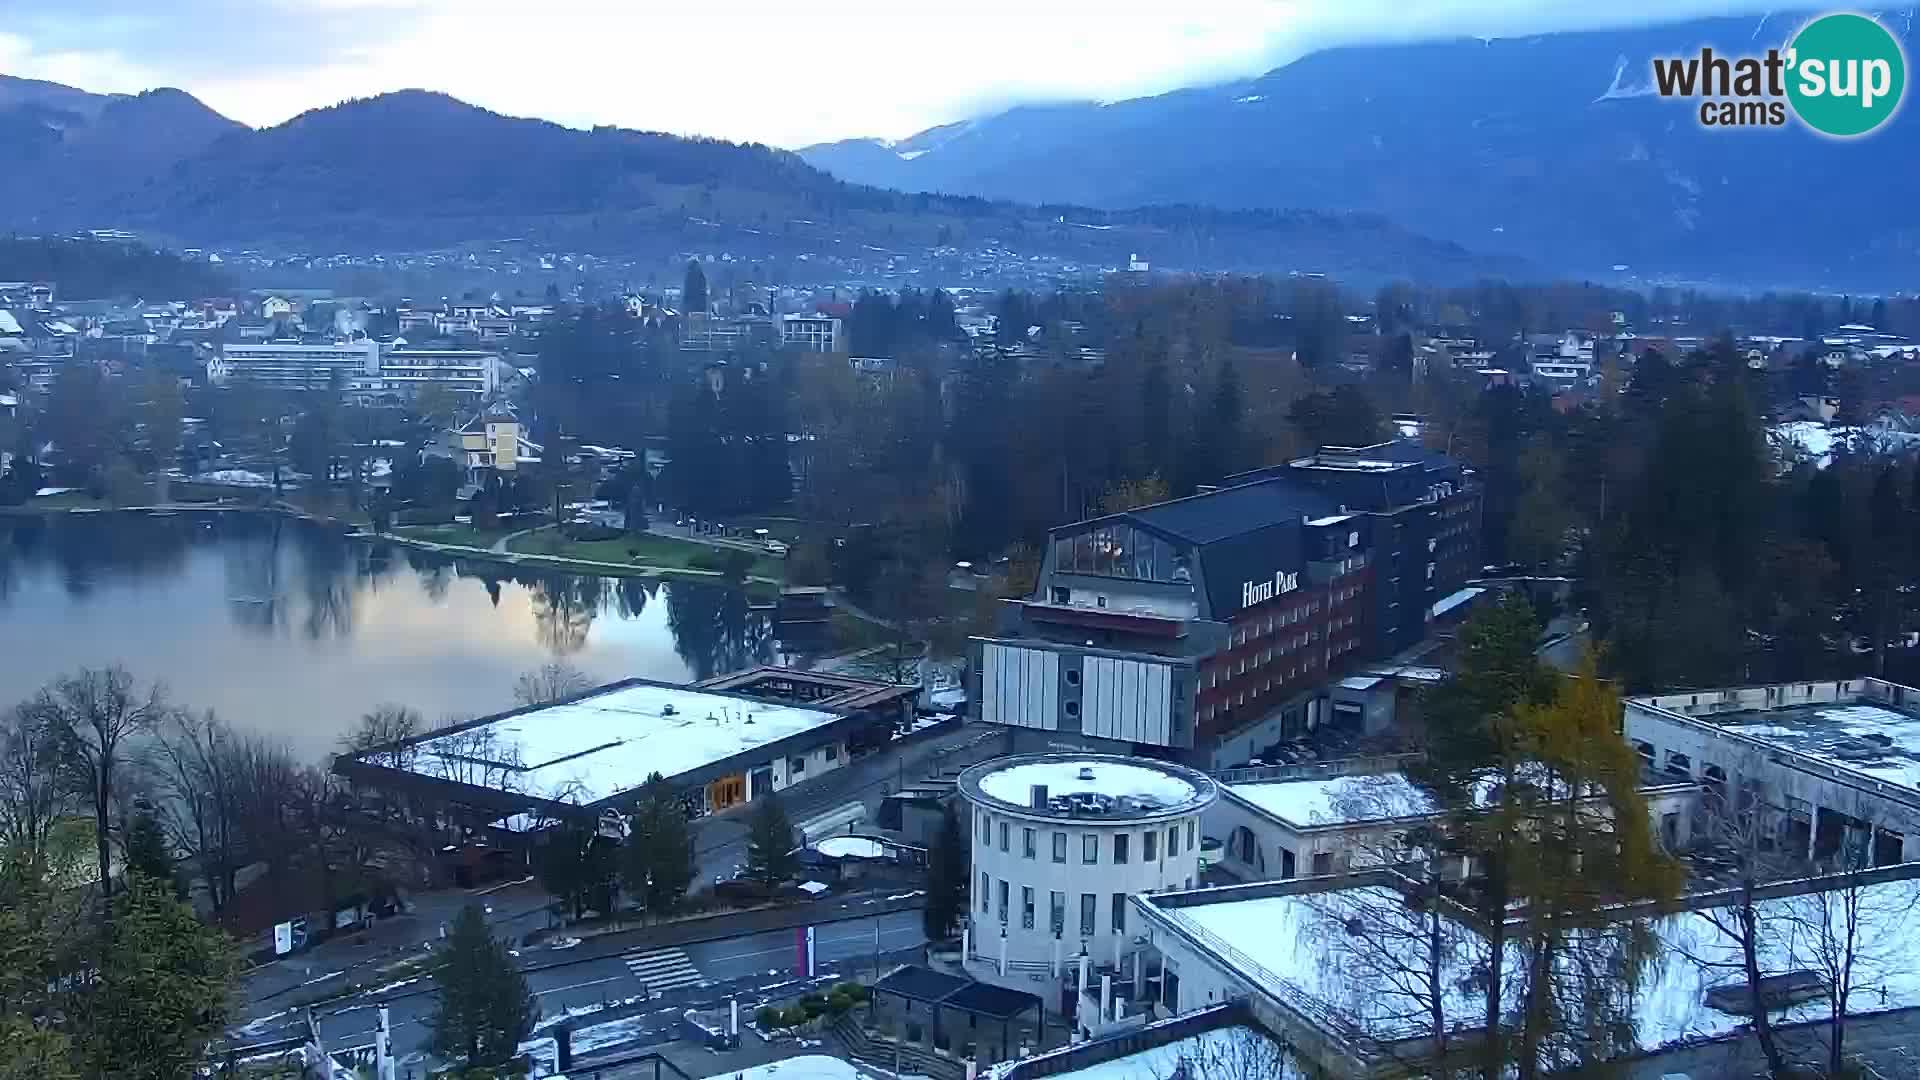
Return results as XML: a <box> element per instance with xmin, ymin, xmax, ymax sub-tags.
<box><xmin>966</xmin><ymin>755</ymin><xmax>1214</xmax><ymax>818</ymax></box>
<box><xmin>695</xmin><ymin>1056</ymin><xmax>866</xmax><ymax>1080</ymax></box>
<box><xmin>813</xmin><ymin>836</ymin><xmax>886</xmax><ymax>859</ymax></box>
<box><xmin>1227</xmin><ymin>772</ymin><xmax>1436</xmax><ymax>829</ymax></box>
<box><xmin>1022</xmin><ymin>1025</ymin><xmax>1296</xmax><ymax>1080</ymax></box>
<box><xmin>1429</xmin><ymin>586</ymin><xmax>1483</xmax><ymax>619</ymax></box>
<box><xmin>1145</xmin><ymin>873</ymin><xmax>1920</xmax><ymax>1053</ymax></box>
<box><xmin>1718</xmin><ymin>702</ymin><xmax>1920</xmax><ymax>793</ymax></box>
<box><xmin>390</xmin><ymin>680</ymin><xmax>847</xmax><ymax>804</ymax></box>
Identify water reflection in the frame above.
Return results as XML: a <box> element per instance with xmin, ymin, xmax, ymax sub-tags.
<box><xmin>0</xmin><ymin>512</ymin><xmax>775</xmax><ymax>759</ymax></box>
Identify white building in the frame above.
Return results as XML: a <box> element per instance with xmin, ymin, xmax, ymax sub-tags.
<box><xmin>212</xmin><ymin>340</ymin><xmax>506</xmax><ymax>397</ymax></box>
<box><xmin>1126</xmin><ymin>868</ymin><xmax>1920</xmax><ymax>1078</ymax></box>
<box><xmin>780</xmin><ymin>314</ymin><xmax>842</xmax><ymax>353</ymax></box>
<box><xmin>212</xmin><ymin>340</ymin><xmax>379</xmax><ymax>390</ymax></box>
<box><xmin>378</xmin><ymin>347</ymin><xmax>506</xmax><ymax>397</ymax></box>
<box><xmin>957</xmin><ymin>754</ymin><xmax>1215</xmax><ymax>1031</ymax></box>
<box><xmin>335</xmin><ymin>674</ymin><xmax>906</xmax><ymax>821</ymax></box>
<box><xmin>1206</xmin><ymin>758</ymin><xmax>1696</xmax><ymax>885</ymax></box>
<box><xmin>1623</xmin><ymin>678</ymin><xmax>1920</xmax><ymax>867</ymax></box>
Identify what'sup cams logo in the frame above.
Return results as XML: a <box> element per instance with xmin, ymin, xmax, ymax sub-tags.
<box><xmin>1652</xmin><ymin>12</ymin><xmax>1906</xmax><ymax>136</ymax></box>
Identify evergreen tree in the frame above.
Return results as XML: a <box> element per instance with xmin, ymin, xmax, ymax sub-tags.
<box><xmin>429</xmin><ymin>904</ymin><xmax>537</xmax><ymax>1070</ymax></box>
<box><xmin>923</xmin><ymin>803</ymin><xmax>968</xmax><ymax>941</ymax></box>
<box><xmin>532</xmin><ymin>826</ymin><xmax>616</xmax><ymax>921</ymax></box>
<box><xmin>683</xmin><ymin>259</ymin><xmax>708</xmax><ymax>316</ymax></box>
<box><xmin>73</xmin><ymin>874</ymin><xmax>237</xmax><ymax>1080</ymax></box>
<box><xmin>0</xmin><ymin>853</ymin><xmax>77</xmax><ymax>1080</ymax></box>
<box><xmin>1140</xmin><ymin>353</ymin><xmax>1171</xmax><ymax>478</ymax></box>
<box><xmin>622</xmin><ymin>773</ymin><xmax>695</xmax><ymax>917</ymax></box>
<box><xmin>122</xmin><ymin>808</ymin><xmax>184</xmax><ymax>900</ymax></box>
<box><xmin>744</xmin><ymin>793</ymin><xmax>795</xmax><ymax>890</ymax></box>
<box><xmin>1408</xmin><ymin>592</ymin><xmax>1557</xmax><ymax>804</ymax></box>
<box><xmin>1210</xmin><ymin>358</ymin><xmax>1244</xmax><ymax>474</ymax></box>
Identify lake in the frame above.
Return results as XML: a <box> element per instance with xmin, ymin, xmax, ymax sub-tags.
<box><xmin>0</xmin><ymin>512</ymin><xmax>776</xmax><ymax>763</ymax></box>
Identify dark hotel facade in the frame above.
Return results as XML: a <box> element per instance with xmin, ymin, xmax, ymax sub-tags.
<box><xmin>968</xmin><ymin>441</ymin><xmax>1481</xmax><ymax>769</ymax></box>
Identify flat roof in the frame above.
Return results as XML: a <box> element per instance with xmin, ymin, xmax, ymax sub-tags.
<box><xmin>1226</xmin><ymin>772</ymin><xmax>1435</xmax><ymax>829</ymax></box>
<box><xmin>363</xmin><ymin>678</ymin><xmax>846</xmax><ymax>804</ymax></box>
<box><xmin>1713</xmin><ymin>701</ymin><xmax>1920</xmax><ymax>791</ymax></box>
<box><xmin>961</xmin><ymin>754</ymin><xmax>1217</xmax><ymax>820</ymax></box>
<box><xmin>696</xmin><ymin>666</ymin><xmax>918</xmax><ymax>713</ymax></box>
<box><xmin>1140</xmin><ymin>871</ymin><xmax>1920</xmax><ymax>1052</ymax></box>
<box><xmin>695</xmin><ymin>1056</ymin><xmax>866</xmax><ymax>1080</ymax></box>
<box><xmin>1024</xmin><ymin>1025</ymin><xmax>1291</xmax><ymax>1080</ymax></box>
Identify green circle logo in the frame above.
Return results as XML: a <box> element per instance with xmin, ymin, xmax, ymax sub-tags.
<box><xmin>1787</xmin><ymin>13</ymin><xmax>1906</xmax><ymax>136</ymax></box>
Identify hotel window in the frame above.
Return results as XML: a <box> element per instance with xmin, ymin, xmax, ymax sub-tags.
<box><xmin>1050</xmin><ymin>891</ymin><xmax>1066</xmax><ymax>935</ymax></box>
<box><xmin>1168</xmin><ymin>825</ymin><xmax>1180</xmax><ymax>857</ymax></box>
<box><xmin>1053</xmin><ymin>831</ymin><xmax>1068</xmax><ymax>863</ymax></box>
<box><xmin>1143</xmin><ymin>830</ymin><xmax>1158</xmax><ymax>861</ymax></box>
<box><xmin>1080</xmin><ymin>893</ymin><xmax>1097</xmax><ymax>937</ymax></box>
<box><xmin>978</xmin><ymin>813</ymin><xmax>989</xmax><ymax>842</ymax></box>
<box><xmin>1112</xmin><ymin>893</ymin><xmax>1126</xmax><ymax>933</ymax></box>
<box><xmin>1083</xmin><ymin>834</ymin><xmax>1099</xmax><ymax>864</ymax></box>
<box><xmin>980</xmin><ymin>871</ymin><xmax>989</xmax><ymax>913</ymax></box>
<box><xmin>1023</xmin><ymin>828</ymin><xmax>1037</xmax><ymax>859</ymax></box>
<box><xmin>1187</xmin><ymin>820</ymin><xmax>1196</xmax><ymax>848</ymax></box>
<box><xmin>1022</xmin><ymin>887</ymin><xmax>1035</xmax><ymax>929</ymax></box>
<box><xmin>789</xmin><ymin>756</ymin><xmax>805</xmax><ymax>775</ymax></box>
<box><xmin>1114</xmin><ymin>833</ymin><xmax>1129</xmax><ymax>864</ymax></box>
<box><xmin>998</xmin><ymin>879</ymin><xmax>1009</xmax><ymax>923</ymax></box>
<box><xmin>1000</xmin><ymin>822</ymin><xmax>1009</xmax><ymax>852</ymax></box>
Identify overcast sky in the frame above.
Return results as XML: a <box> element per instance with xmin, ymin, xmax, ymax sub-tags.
<box><xmin>1</xmin><ymin>1</ymin><xmax>1786</xmax><ymax>148</ymax></box>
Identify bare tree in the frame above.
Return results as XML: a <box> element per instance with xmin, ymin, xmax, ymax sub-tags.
<box><xmin>1781</xmin><ymin>806</ymin><xmax>1920</xmax><ymax>1078</ymax></box>
<box><xmin>230</xmin><ymin>736</ymin><xmax>307</xmax><ymax>901</ymax></box>
<box><xmin>340</xmin><ymin>704</ymin><xmax>423</xmax><ymax>770</ymax></box>
<box><xmin>19</xmin><ymin>668</ymin><xmax>168</xmax><ymax>902</ymax></box>
<box><xmin>419</xmin><ymin>725</ymin><xmax>526</xmax><ymax>796</ymax></box>
<box><xmin>1152</xmin><ymin>1025</ymin><xmax>1293</xmax><ymax>1080</ymax></box>
<box><xmin>512</xmin><ymin>662</ymin><xmax>593</xmax><ymax>707</ymax></box>
<box><xmin>1299</xmin><ymin>777</ymin><xmax>1473</xmax><ymax>1073</ymax></box>
<box><xmin>149</xmin><ymin>710</ymin><xmax>247</xmax><ymax>913</ymax></box>
<box><xmin>1666</xmin><ymin>756</ymin><xmax>1801</xmax><ymax>1078</ymax></box>
<box><xmin>0</xmin><ymin>703</ymin><xmax>78</xmax><ymax>862</ymax></box>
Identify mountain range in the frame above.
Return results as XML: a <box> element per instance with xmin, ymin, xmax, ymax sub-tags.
<box><xmin>801</xmin><ymin>12</ymin><xmax>1920</xmax><ymax>290</ymax></box>
<box><xmin>0</xmin><ymin>76</ymin><xmax>1515</xmax><ymax>285</ymax></box>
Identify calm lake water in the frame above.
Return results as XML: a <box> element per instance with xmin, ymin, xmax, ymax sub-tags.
<box><xmin>0</xmin><ymin>512</ymin><xmax>776</xmax><ymax>763</ymax></box>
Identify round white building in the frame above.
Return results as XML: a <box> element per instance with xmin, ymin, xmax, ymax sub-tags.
<box><xmin>957</xmin><ymin>753</ymin><xmax>1217</xmax><ymax>976</ymax></box>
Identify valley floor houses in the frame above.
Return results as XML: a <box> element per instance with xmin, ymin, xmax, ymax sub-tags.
<box><xmin>331</xmin><ymin>666</ymin><xmax>917</xmax><ymax>832</ymax></box>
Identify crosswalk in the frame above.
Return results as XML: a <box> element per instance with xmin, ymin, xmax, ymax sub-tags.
<box><xmin>622</xmin><ymin>947</ymin><xmax>706</xmax><ymax>993</ymax></box>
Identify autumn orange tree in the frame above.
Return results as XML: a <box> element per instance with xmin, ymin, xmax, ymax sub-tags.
<box><xmin>1418</xmin><ymin>638</ymin><xmax>1682</xmax><ymax>1080</ymax></box>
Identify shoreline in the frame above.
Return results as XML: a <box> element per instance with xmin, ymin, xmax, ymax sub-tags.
<box><xmin>0</xmin><ymin>499</ymin><xmax>796</xmax><ymax>594</ymax></box>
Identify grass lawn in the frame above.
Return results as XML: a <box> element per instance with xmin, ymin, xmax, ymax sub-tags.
<box><xmin>726</xmin><ymin>515</ymin><xmax>835</xmax><ymax>546</ymax></box>
<box><xmin>392</xmin><ymin>522</ymin><xmax>509</xmax><ymax>549</ymax></box>
<box><xmin>509</xmin><ymin>528</ymin><xmax>786</xmax><ymax>580</ymax></box>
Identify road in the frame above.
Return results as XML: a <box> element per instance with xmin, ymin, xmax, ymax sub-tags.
<box><xmin>233</xmin><ymin>909</ymin><xmax>927</xmax><ymax>1062</ymax></box>
<box><xmin>687</xmin><ymin>723</ymin><xmax>1006</xmax><ymax>887</ymax></box>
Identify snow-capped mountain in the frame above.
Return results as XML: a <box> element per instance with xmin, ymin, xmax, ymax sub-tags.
<box><xmin>801</xmin><ymin>12</ymin><xmax>1920</xmax><ymax>289</ymax></box>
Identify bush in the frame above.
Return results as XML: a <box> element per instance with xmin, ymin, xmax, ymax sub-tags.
<box><xmin>755</xmin><ymin>1005</ymin><xmax>783</xmax><ymax>1029</ymax></box>
<box><xmin>835</xmin><ymin>981</ymin><xmax>870</xmax><ymax>1002</ymax></box>
<box><xmin>782</xmin><ymin>1005</ymin><xmax>811</xmax><ymax>1028</ymax></box>
<box><xmin>826</xmin><ymin>991</ymin><xmax>854</xmax><ymax>1016</ymax></box>
<box><xmin>799</xmin><ymin>992</ymin><xmax>828</xmax><ymax>1018</ymax></box>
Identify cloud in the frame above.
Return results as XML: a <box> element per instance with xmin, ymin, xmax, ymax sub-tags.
<box><xmin>0</xmin><ymin>0</ymin><xmax>1796</xmax><ymax>146</ymax></box>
